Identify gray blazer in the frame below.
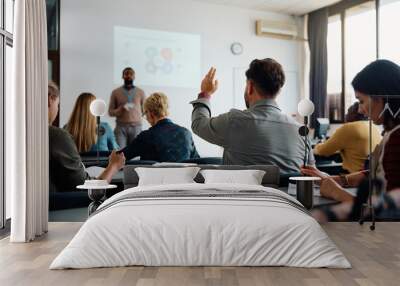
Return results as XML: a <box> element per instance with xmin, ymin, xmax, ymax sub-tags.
<box><xmin>190</xmin><ymin>98</ymin><xmax>315</xmax><ymax>174</ymax></box>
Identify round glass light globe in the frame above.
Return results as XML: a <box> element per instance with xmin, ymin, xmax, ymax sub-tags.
<box><xmin>90</xmin><ymin>99</ymin><xmax>107</xmax><ymax>116</ymax></box>
<box><xmin>298</xmin><ymin>98</ymin><xmax>315</xmax><ymax>116</ymax></box>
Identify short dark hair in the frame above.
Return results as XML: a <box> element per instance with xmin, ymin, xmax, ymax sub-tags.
<box><xmin>122</xmin><ymin>67</ymin><xmax>134</xmax><ymax>76</ymax></box>
<box><xmin>245</xmin><ymin>58</ymin><xmax>285</xmax><ymax>97</ymax></box>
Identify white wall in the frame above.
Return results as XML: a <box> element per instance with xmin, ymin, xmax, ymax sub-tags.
<box><xmin>61</xmin><ymin>0</ymin><xmax>302</xmax><ymax>156</ymax></box>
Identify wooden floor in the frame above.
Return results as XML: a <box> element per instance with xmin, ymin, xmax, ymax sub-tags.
<box><xmin>1</xmin><ymin>222</ymin><xmax>399</xmax><ymax>286</ymax></box>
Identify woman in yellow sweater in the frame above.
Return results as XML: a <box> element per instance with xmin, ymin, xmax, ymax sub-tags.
<box><xmin>313</xmin><ymin>102</ymin><xmax>382</xmax><ymax>173</ymax></box>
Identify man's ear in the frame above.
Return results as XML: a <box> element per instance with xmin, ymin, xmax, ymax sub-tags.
<box><xmin>247</xmin><ymin>80</ymin><xmax>254</xmax><ymax>96</ymax></box>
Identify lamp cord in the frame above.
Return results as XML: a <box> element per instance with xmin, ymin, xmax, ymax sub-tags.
<box><xmin>97</xmin><ymin>116</ymin><xmax>100</xmax><ymax>165</ymax></box>
<box><xmin>359</xmin><ymin>99</ymin><xmax>375</xmax><ymax>231</ymax></box>
<box><xmin>303</xmin><ymin>116</ymin><xmax>309</xmax><ymax>166</ymax></box>
<box><xmin>303</xmin><ymin>124</ymin><xmax>308</xmax><ymax>166</ymax></box>
<box><xmin>368</xmin><ymin>104</ymin><xmax>376</xmax><ymax>230</ymax></box>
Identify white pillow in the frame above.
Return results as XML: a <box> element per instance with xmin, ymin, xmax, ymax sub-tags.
<box><xmin>135</xmin><ymin>167</ymin><xmax>201</xmax><ymax>186</ymax></box>
<box><xmin>200</xmin><ymin>169</ymin><xmax>266</xmax><ymax>185</ymax></box>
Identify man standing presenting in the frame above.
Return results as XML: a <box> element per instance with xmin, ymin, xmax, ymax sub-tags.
<box><xmin>109</xmin><ymin>67</ymin><xmax>146</xmax><ymax>148</ymax></box>
<box><xmin>190</xmin><ymin>58</ymin><xmax>314</xmax><ymax>174</ymax></box>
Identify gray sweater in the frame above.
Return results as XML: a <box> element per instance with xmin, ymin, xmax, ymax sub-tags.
<box><xmin>191</xmin><ymin>98</ymin><xmax>315</xmax><ymax>174</ymax></box>
<box><xmin>49</xmin><ymin>126</ymin><xmax>89</xmax><ymax>192</ymax></box>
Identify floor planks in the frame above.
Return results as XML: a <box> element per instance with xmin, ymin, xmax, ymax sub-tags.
<box><xmin>1</xmin><ymin>222</ymin><xmax>399</xmax><ymax>286</ymax></box>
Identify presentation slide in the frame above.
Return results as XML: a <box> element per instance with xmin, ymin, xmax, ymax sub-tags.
<box><xmin>114</xmin><ymin>26</ymin><xmax>201</xmax><ymax>88</ymax></box>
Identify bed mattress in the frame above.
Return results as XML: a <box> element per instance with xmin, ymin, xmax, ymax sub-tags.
<box><xmin>50</xmin><ymin>183</ymin><xmax>350</xmax><ymax>269</ymax></box>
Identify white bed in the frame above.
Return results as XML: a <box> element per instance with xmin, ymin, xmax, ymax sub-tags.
<box><xmin>50</xmin><ymin>183</ymin><xmax>351</xmax><ymax>269</ymax></box>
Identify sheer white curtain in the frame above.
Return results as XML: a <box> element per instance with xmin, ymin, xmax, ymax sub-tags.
<box><xmin>8</xmin><ymin>0</ymin><xmax>48</xmax><ymax>242</ymax></box>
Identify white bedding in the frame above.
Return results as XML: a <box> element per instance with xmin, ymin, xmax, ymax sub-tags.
<box><xmin>50</xmin><ymin>183</ymin><xmax>351</xmax><ymax>269</ymax></box>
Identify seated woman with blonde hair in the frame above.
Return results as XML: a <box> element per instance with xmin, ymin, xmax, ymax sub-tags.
<box><xmin>121</xmin><ymin>92</ymin><xmax>199</xmax><ymax>162</ymax></box>
<box><xmin>65</xmin><ymin>92</ymin><xmax>119</xmax><ymax>153</ymax></box>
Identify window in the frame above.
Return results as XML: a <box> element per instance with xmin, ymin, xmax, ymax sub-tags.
<box><xmin>327</xmin><ymin>15</ymin><xmax>343</xmax><ymax>122</ymax></box>
<box><xmin>47</xmin><ymin>0</ymin><xmax>60</xmax><ymax>126</ymax></box>
<box><xmin>345</xmin><ymin>2</ymin><xmax>376</xmax><ymax>111</ymax></box>
<box><xmin>5</xmin><ymin>0</ymin><xmax>13</xmax><ymax>33</ymax></box>
<box><xmin>380</xmin><ymin>0</ymin><xmax>400</xmax><ymax>64</ymax></box>
<box><xmin>1</xmin><ymin>0</ymin><xmax>14</xmax><ymax>230</ymax></box>
<box><xmin>47</xmin><ymin>0</ymin><xmax>59</xmax><ymax>51</ymax></box>
<box><xmin>327</xmin><ymin>0</ymin><xmax>377</xmax><ymax>122</ymax></box>
<box><xmin>0</xmin><ymin>38</ymin><xmax>3</xmax><ymax>230</ymax></box>
<box><xmin>5</xmin><ymin>44</ymin><xmax>12</xmax><ymax>221</ymax></box>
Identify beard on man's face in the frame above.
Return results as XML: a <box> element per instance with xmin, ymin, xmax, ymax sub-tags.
<box><xmin>124</xmin><ymin>79</ymin><xmax>133</xmax><ymax>86</ymax></box>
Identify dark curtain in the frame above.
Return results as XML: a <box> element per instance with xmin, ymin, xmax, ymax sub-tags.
<box><xmin>308</xmin><ymin>8</ymin><xmax>329</xmax><ymax>127</ymax></box>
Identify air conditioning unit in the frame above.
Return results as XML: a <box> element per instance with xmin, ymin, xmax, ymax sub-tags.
<box><xmin>256</xmin><ymin>20</ymin><xmax>302</xmax><ymax>40</ymax></box>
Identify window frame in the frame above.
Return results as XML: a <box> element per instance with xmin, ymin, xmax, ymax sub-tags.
<box><xmin>47</xmin><ymin>0</ymin><xmax>60</xmax><ymax>126</ymax></box>
<box><xmin>0</xmin><ymin>0</ymin><xmax>13</xmax><ymax>231</ymax></box>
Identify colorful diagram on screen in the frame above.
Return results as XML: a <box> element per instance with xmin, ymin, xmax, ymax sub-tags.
<box><xmin>144</xmin><ymin>47</ymin><xmax>176</xmax><ymax>74</ymax></box>
<box><xmin>114</xmin><ymin>26</ymin><xmax>200</xmax><ymax>88</ymax></box>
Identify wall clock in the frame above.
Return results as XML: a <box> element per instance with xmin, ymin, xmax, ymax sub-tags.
<box><xmin>230</xmin><ymin>42</ymin><xmax>243</xmax><ymax>55</ymax></box>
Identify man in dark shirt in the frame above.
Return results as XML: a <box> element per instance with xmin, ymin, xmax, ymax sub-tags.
<box><xmin>122</xmin><ymin>92</ymin><xmax>199</xmax><ymax>162</ymax></box>
<box><xmin>48</xmin><ymin>82</ymin><xmax>125</xmax><ymax>193</ymax></box>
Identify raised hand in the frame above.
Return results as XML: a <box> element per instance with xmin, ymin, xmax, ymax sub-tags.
<box><xmin>201</xmin><ymin>67</ymin><xmax>219</xmax><ymax>95</ymax></box>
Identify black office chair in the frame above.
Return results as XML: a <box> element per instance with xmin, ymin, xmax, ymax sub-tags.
<box><xmin>126</xmin><ymin>159</ymin><xmax>158</xmax><ymax>165</ymax></box>
<box><xmin>49</xmin><ymin>191</ymin><xmax>90</xmax><ymax>211</ymax></box>
<box><xmin>179</xmin><ymin>157</ymin><xmax>223</xmax><ymax>165</ymax></box>
<box><xmin>80</xmin><ymin>151</ymin><xmax>112</xmax><ymax>167</ymax></box>
<box><xmin>80</xmin><ymin>151</ymin><xmax>112</xmax><ymax>157</ymax></box>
